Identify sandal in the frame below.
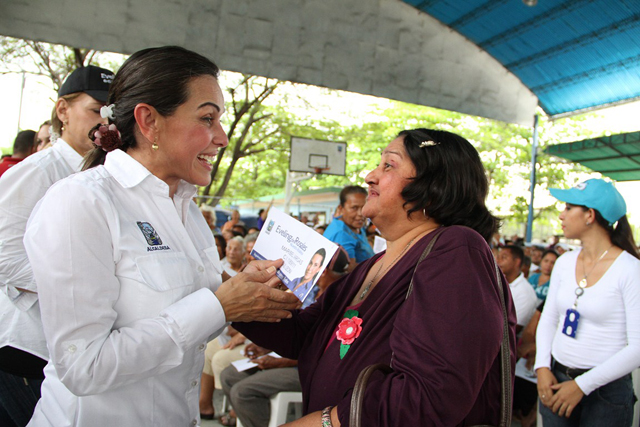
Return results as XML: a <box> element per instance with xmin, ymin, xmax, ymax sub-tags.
<box><xmin>218</xmin><ymin>414</ymin><xmax>236</xmax><ymax>426</ymax></box>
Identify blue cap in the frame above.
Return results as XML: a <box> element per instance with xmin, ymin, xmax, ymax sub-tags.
<box><xmin>550</xmin><ymin>178</ymin><xmax>626</xmax><ymax>225</ymax></box>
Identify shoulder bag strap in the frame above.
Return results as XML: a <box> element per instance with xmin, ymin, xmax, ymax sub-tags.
<box><xmin>350</xmin><ymin>227</ymin><xmax>445</xmax><ymax>427</ymax></box>
<box><xmin>492</xmin><ymin>259</ymin><xmax>512</xmax><ymax>427</ymax></box>
<box><xmin>408</xmin><ymin>229</ymin><xmax>512</xmax><ymax>426</ymax></box>
<box><xmin>404</xmin><ymin>226</ymin><xmax>447</xmax><ymax>299</ymax></box>
<box><xmin>350</xmin><ymin>363</ymin><xmax>393</xmax><ymax>427</ymax></box>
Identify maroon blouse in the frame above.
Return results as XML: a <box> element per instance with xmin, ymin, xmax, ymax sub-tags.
<box><xmin>234</xmin><ymin>226</ymin><xmax>517</xmax><ymax>426</ymax></box>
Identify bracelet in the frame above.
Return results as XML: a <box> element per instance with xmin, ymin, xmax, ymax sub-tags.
<box><xmin>321</xmin><ymin>406</ymin><xmax>333</xmax><ymax>427</ymax></box>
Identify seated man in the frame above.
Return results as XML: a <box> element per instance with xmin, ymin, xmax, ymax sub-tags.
<box><xmin>220</xmin><ymin>343</ymin><xmax>299</xmax><ymax>427</ymax></box>
<box><xmin>323</xmin><ymin>186</ymin><xmax>374</xmax><ymax>271</ymax></box>
<box><xmin>497</xmin><ymin>245</ymin><xmax>537</xmax><ymax>333</ymax></box>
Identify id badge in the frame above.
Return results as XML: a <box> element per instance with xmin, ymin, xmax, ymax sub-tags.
<box><xmin>562</xmin><ymin>308</ymin><xmax>580</xmax><ymax>338</ymax></box>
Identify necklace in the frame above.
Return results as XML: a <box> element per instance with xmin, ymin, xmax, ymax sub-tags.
<box><xmin>574</xmin><ymin>245</ymin><xmax>613</xmax><ymax>307</ymax></box>
<box><xmin>563</xmin><ymin>244</ymin><xmax>614</xmax><ymax>339</ymax></box>
<box><xmin>358</xmin><ymin>238</ymin><xmax>414</xmax><ymax>301</ymax></box>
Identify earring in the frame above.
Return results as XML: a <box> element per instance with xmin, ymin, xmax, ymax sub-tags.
<box><xmin>152</xmin><ymin>136</ymin><xmax>159</xmax><ymax>151</ymax></box>
<box><xmin>586</xmin><ymin>221</ymin><xmax>591</xmax><ymax>226</ymax></box>
<box><xmin>423</xmin><ymin>208</ymin><xmax>430</xmax><ymax>220</ymax></box>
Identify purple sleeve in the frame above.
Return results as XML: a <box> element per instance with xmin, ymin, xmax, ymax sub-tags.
<box><xmin>336</xmin><ymin>238</ymin><xmax>515</xmax><ymax>426</ymax></box>
<box><xmin>233</xmin><ymin>289</ymin><xmax>328</xmax><ymax>359</ymax></box>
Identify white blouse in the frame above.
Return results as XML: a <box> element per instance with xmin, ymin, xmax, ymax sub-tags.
<box><xmin>0</xmin><ymin>139</ymin><xmax>83</xmax><ymax>360</ymax></box>
<box><xmin>534</xmin><ymin>248</ymin><xmax>640</xmax><ymax>395</ymax></box>
<box><xmin>25</xmin><ymin>149</ymin><xmax>226</xmax><ymax>426</ymax></box>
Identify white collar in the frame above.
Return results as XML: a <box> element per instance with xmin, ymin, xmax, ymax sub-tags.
<box><xmin>103</xmin><ymin>150</ymin><xmax>197</xmax><ymax>200</ymax></box>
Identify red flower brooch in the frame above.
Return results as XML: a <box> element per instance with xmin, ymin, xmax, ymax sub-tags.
<box><xmin>336</xmin><ymin>309</ymin><xmax>363</xmax><ymax>359</ymax></box>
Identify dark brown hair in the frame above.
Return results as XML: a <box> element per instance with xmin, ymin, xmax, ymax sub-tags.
<box><xmin>83</xmin><ymin>46</ymin><xmax>220</xmax><ymax>170</ymax></box>
<box><xmin>398</xmin><ymin>128</ymin><xmax>500</xmax><ymax>242</ymax></box>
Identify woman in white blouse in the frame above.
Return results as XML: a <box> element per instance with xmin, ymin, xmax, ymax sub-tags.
<box><xmin>0</xmin><ymin>65</ymin><xmax>114</xmax><ymax>427</ymax></box>
<box><xmin>23</xmin><ymin>46</ymin><xmax>299</xmax><ymax>427</ymax></box>
<box><xmin>534</xmin><ymin>178</ymin><xmax>640</xmax><ymax>427</ymax></box>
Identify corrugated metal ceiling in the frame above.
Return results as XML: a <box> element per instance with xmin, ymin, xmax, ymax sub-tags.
<box><xmin>401</xmin><ymin>0</ymin><xmax>640</xmax><ymax>118</ymax></box>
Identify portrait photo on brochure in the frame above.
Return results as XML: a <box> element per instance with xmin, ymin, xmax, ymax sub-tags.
<box><xmin>251</xmin><ymin>208</ymin><xmax>338</xmax><ymax>302</ymax></box>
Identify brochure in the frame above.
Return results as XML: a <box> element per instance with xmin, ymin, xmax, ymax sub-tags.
<box><xmin>251</xmin><ymin>208</ymin><xmax>338</xmax><ymax>303</ymax></box>
<box><xmin>231</xmin><ymin>352</ymin><xmax>282</xmax><ymax>372</ymax></box>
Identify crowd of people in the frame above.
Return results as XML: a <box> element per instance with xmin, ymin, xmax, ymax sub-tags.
<box><xmin>0</xmin><ymin>45</ymin><xmax>638</xmax><ymax>427</ymax></box>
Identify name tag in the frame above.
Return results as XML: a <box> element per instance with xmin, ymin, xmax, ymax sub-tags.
<box><xmin>562</xmin><ymin>308</ymin><xmax>580</xmax><ymax>338</ymax></box>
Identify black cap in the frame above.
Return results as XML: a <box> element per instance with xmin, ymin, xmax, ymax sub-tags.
<box><xmin>58</xmin><ymin>65</ymin><xmax>115</xmax><ymax>103</ymax></box>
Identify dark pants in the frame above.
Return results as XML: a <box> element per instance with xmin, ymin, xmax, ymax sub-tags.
<box><xmin>0</xmin><ymin>369</ymin><xmax>43</xmax><ymax>427</ymax></box>
<box><xmin>539</xmin><ymin>365</ymin><xmax>636</xmax><ymax>427</ymax></box>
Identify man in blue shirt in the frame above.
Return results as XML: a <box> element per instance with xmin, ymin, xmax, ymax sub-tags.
<box><xmin>324</xmin><ymin>186</ymin><xmax>374</xmax><ymax>271</ymax></box>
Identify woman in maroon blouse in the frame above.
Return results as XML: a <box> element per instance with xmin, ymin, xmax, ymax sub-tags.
<box><xmin>235</xmin><ymin>129</ymin><xmax>517</xmax><ymax>426</ymax></box>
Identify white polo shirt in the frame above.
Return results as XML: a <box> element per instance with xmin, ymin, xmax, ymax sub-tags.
<box><xmin>25</xmin><ymin>149</ymin><xmax>226</xmax><ymax>426</ymax></box>
<box><xmin>0</xmin><ymin>139</ymin><xmax>83</xmax><ymax>360</ymax></box>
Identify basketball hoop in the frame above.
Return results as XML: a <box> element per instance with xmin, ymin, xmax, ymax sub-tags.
<box><xmin>289</xmin><ymin>137</ymin><xmax>346</xmax><ymax>176</ymax></box>
<box><xmin>313</xmin><ymin>167</ymin><xmax>330</xmax><ymax>175</ymax></box>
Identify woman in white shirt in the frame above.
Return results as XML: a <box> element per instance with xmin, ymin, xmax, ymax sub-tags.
<box><xmin>534</xmin><ymin>178</ymin><xmax>640</xmax><ymax>427</ymax></box>
<box><xmin>23</xmin><ymin>46</ymin><xmax>299</xmax><ymax>427</ymax></box>
<box><xmin>0</xmin><ymin>65</ymin><xmax>114</xmax><ymax>427</ymax></box>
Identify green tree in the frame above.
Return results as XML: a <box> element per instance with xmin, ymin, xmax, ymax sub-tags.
<box><xmin>201</xmin><ymin>75</ymin><xmax>356</xmax><ymax>206</ymax></box>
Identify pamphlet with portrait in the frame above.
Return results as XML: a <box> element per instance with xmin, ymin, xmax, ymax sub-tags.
<box><xmin>251</xmin><ymin>208</ymin><xmax>338</xmax><ymax>303</ymax></box>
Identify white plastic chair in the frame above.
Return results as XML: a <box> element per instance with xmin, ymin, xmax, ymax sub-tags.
<box><xmin>268</xmin><ymin>391</ymin><xmax>303</xmax><ymax>427</ymax></box>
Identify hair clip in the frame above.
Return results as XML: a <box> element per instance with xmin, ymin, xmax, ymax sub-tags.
<box><xmin>419</xmin><ymin>140</ymin><xmax>438</xmax><ymax>148</ymax></box>
<box><xmin>100</xmin><ymin>104</ymin><xmax>116</xmax><ymax>120</ymax></box>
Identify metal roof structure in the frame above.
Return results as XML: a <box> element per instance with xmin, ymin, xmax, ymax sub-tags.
<box><xmin>3</xmin><ymin>0</ymin><xmax>639</xmax><ymax>126</ymax></box>
<box><xmin>402</xmin><ymin>0</ymin><xmax>640</xmax><ymax>119</ymax></box>
<box><xmin>545</xmin><ymin>131</ymin><xmax>640</xmax><ymax>181</ymax></box>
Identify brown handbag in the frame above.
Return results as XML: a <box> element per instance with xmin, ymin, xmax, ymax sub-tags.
<box><xmin>349</xmin><ymin>227</ymin><xmax>512</xmax><ymax>427</ymax></box>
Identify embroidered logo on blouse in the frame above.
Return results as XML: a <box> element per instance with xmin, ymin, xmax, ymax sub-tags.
<box><xmin>137</xmin><ymin>221</ymin><xmax>163</xmax><ymax>245</ymax></box>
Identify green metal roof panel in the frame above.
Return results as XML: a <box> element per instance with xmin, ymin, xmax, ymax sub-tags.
<box><xmin>545</xmin><ymin>131</ymin><xmax>640</xmax><ymax>181</ymax></box>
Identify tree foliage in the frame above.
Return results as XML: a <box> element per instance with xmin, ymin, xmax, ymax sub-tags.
<box><xmin>202</xmin><ymin>75</ymin><xmax>353</xmax><ymax>206</ymax></box>
<box><xmin>0</xmin><ymin>36</ymin><xmax>124</xmax><ymax>91</ymax></box>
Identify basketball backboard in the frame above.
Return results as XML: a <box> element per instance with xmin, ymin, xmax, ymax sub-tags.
<box><xmin>290</xmin><ymin>137</ymin><xmax>347</xmax><ymax>176</ymax></box>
